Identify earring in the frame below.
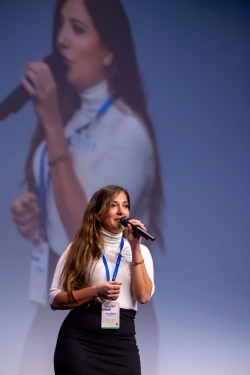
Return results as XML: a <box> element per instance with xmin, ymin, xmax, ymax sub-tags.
<box><xmin>103</xmin><ymin>57</ymin><xmax>111</xmax><ymax>67</ymax></box>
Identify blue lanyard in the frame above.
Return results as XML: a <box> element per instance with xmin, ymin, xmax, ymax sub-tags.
<box><xmin>39</xmin><ymin>145</ymin><xmax>48</xmax><ymax>227</ymax></box>
<box><xmin>38</xmin><ymin>96</ymin><xmax>115</xmax><ymax>228</ymax></box>
<box><xmin>101</xmin><ymin>238</ymin><xmax>124</xmax><ymax>282</ymax></box>
<box><xmin>70</xmin><ymin>95</ymin><xmax>115</xmax><ymax>137</ymax></box>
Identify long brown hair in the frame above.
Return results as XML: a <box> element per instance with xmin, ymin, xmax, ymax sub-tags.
<box><xmin>25</xmin><ymin>0</ymin><xmax>164</xmax><ymax>246</ymax></box>
<box><xmin>60</xmin><ymin>185</ymin><xmax>130</xmax><ymax>302</ymax></box>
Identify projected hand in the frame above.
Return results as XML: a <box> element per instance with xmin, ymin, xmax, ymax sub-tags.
<box><xmin>11</xmin><ymin>192</ymin><xmax>40</xmax><ymax>239</ymax></box>
<box><xmin>21</xmin><ymin>62</ymin><xmax>61</xmax><ymax>130</ymax></box>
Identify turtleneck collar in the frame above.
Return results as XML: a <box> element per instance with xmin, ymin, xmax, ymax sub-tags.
<box><xmin>78</xmin><ymin>80</ymin><xmax>110</xmax><ymax>119</ymax></box>
<box><xmin>101</xmin><ymin>227</ymin><xmax>123</xmax><ymax>245</ymax></box>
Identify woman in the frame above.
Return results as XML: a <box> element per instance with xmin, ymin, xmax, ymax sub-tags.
<box><xmin>11</xmin><ymin>0</ymin><xmax>163</xmax><ymax>253</ymax></box>
<box><xmin>50</xmin><ymin>185</ymin><xmax>155</xmax><ymax>375</ymax></box>
<box><xmin>10</xmin><ymin>0</ymin><xmax>163</xmax><ymax>373</ymax></box>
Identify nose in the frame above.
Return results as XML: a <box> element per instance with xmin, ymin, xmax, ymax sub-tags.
<box><xmin>57</xmin><ymin>23</ymin><xmax>70</xmax><ymax>51</ymax></box>
<box><xmin>117</xmin><ymin>205</ymin><xmax>124</xmax><ymax>216</ymax></box>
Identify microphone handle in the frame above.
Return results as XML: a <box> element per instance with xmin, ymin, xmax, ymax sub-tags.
<box><xmin>0</xmin><ymin>84</ymin><xmax>30</xmax><ymax>119</ymax></box>
<box><xmin>0</xmin><ymin>54</ymin><xmax>59</xmax><ymax>120</ymax></box>
<box><xmin>120</xmin><ymin>216</ymin><xmax>156</xmax><ymax>242</ymax></box>
<box><xmin>131</xmin><ymin>224</ymin><xmax>156</xmax><ymax>242</ymax></box>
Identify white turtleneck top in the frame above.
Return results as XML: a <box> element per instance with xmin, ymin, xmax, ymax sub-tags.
<box><xmin>33</xmin><ymin>80</ymin><xmax>155</xmax><ymax>256</ymax></box>
<box><xmin>49</xmin><ymin>228</ymin><xmax>155</xmax><ymax>310</ymax></box>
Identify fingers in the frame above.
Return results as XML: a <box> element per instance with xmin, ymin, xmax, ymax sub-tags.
<box><xmin>13</xmin><ymin>220</ymin><xmax>40</xmax><ymax>239</ymax></box>
<box><xmin>128</xmin><ymin>219</ymin><xmax>147</xmax><ymax>232</ymax></box>
<box><xmin>10</xmin><ymin>192</ymin><xmax>40</xmax><ymax>239</ymax></box>
<box><xmin>11</xmin><ymin>192</ymin><xmax>39</xmax><ymax>216</ymax></box>
<box><xmin>12</xmin><ymin>209</ymin><xmax>40</xmax><ymax>226</ymax></box>
<box><xmin>21</xmin><ymin>62</ymin><xmax>55</xmax><ymax>97</ymax></box>
<box><xmin>21</xmin><ymin>77</ymin><xmax>36</xmax><ymax>96</ymax></box>
<box><xmin>97</xmin><ymin>281</ymin><xmax>122</xmax><ymax>300</ymax></box>
<box><xmin>106</xmin><ymin>281</ymin><xmax>122</xmax><ymax>299</ymax></box>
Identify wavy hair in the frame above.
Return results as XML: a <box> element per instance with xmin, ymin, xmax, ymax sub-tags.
<box><xmin>60</xmin><ymin>185</ymin><xmax>130</xmax><ymax>302</ymax></box>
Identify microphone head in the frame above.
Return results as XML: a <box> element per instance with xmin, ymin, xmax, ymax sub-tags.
<box><xmin>44</xmin><ymin>53</ymin><xmax>65</xmax><ymax>79</ymax></box>
<box><xmin>120</xmin><ymin>216</ymin><xmax>130</xmax><ymax>227</ymax></box>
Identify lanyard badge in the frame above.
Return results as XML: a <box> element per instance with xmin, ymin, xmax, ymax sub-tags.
<box><xmin>31</xmin><ymin>97</ymin><xmax>115</xmax><ymax>305</ymax></box>
<box><xmin>27</xmin><ymin>146</ymin><xmax>49</xmax><ymax>306</ymax></box>
<box><xmin>101</xmin><ymin>237</ymin><xmax>124</xmax><ymax>329</ymax></box>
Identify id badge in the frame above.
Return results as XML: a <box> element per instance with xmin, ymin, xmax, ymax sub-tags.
<box><xmin>101</xmin><ymin>301</ymin><xmax>120</xmax><ymax>329</ymax></box>
<box><xmin>70</xmin><ymin>132</ymin><xmax>95</xmax><ymax>151</ymax></box>
<box><xmin>28</xmin><ymin>238</ymin><xmax>49</xmax><ymax>305</ymax></box>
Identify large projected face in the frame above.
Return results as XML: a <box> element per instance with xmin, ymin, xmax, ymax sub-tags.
<box><xmin>57</xmin><ymin>0</ymin><xmax>113</xmax><ymax>90</ymax></box>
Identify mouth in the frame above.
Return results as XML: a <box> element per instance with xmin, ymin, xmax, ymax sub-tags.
<box><xmin>61</xmin><ymin>55</ymin><xmax>74</xmax><ymax>66</ymax></box>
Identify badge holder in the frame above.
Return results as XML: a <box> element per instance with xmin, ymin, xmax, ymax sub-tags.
<box><xmin>28</xmin><ymin>233</ymin><xmax>49</xmax><ymax>305</ymax></box>
<box><xmin>101</xmin><ymin>300</ymin><xmax>120</xmax><ymax>329</ymax></box>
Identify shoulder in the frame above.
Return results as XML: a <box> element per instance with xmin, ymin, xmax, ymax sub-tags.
<box><xmin>140</xmin><ymin>244</ymin><xmax>153</xmax><ymax>259</ymax></box>
<box><xmin>122</xmin><ymin>240</ymin><xmax>152</xmax><ymax>259</ymax></box>
<box><xmin>110</xmin><ymin>100</ymin><xmax>153</xmax><ymax>146</ymax></box>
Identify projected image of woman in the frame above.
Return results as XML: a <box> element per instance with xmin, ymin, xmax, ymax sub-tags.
<box><xmin>10</xmin><ymin>0</ymin><xmax>163</xmax><ymax>374</ymax></box>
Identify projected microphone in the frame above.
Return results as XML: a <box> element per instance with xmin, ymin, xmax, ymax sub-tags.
<box><xmin>120</xmin><ymin>216</ymin><xmax>156</xmax><ymax>242</ymax></box>
<box><xmin>0</xmin><ymin>54</ymin><xmax>60</xmax><ymax>120</ymax></box>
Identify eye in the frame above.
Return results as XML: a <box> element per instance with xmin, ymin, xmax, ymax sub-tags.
<box><xmin>73</xmin><ymin>24</ymin><xmax>85</xmax><ymax>35</ymax></box>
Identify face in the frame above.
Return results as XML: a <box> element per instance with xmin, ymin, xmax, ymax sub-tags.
<box><xmin>101</xmin><ymin>191</ymin><xmax>130</xmax><ymax>234</ymax></box>
<box><xmin>57</xmin><ymin>0</ymin><xmax>113</xmax><ymax>90</ymax></box>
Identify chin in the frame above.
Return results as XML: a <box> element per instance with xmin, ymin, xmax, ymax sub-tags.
<box><xmin>111</xmin><ymin>226</ymin><xmax>123</xmax><ymax>234</ymax></box>
<box><xmin>66</xmin><ymin>75</ymin><xmax>78</xmax><ymax>88</ymax></box>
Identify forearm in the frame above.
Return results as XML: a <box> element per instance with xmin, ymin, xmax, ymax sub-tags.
<box><xmin>51</xmin><ymin>285</ymin><xmax>98</xmax><ymax>310</ymax></box>
<box><xmin>131</xmin><ymin>249</ymin><xmax>153</xmax><ymax>304</ymax></box>
<box><xmin>45</xmin><ymin>124</ymin><xmax>88</xmax><ymax>240</ymax></box>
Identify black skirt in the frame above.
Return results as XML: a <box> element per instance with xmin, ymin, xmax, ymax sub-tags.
<box><xmin>54</xmin><ymin>301</ymin><xmax>141</xmax><ymax>375</ymax></box>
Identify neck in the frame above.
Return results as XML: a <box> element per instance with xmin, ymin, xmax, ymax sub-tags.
<box><xmin>78</xmin><ymin>80</ymin><xmax>111</xmax><ymax>116</ymax></box>
<box><xmin>79</xmin><ymin>79</ymin><xmax>109</xmax><ymax>98</ymax></box>
<box><xmin>101</xmin><ymin>227</ymin><xmax>123</xmax><ymax>244</ymax></box>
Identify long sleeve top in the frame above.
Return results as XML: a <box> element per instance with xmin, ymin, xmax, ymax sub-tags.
<box><xmin>49</xmin><ymin>228</ymin><xmax>155</xmax><ymax>310</ymax></box>
<box><xmin>32</xmin><ymin>80</ymin><xmax>155</xmax><ymax>255</ymax></box>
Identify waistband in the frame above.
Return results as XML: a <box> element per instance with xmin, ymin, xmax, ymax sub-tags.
<box><xmin>74</xmin><ymin>300</ymin><xmax>136</xmax><ymax>320</ymax></box>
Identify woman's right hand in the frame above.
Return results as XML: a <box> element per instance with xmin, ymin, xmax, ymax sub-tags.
<box><xmin>21</xmin><ymin>61</ymin><xmax>61</xmax><ymax>131</ymax></box>
<box><xmin>95</xmin><ymin>281</ymin><xmax>122</xmax><ymax>300</ymax></box>
<box><xmin>10</xmin><ymin>192</ymin><xmax>40</xmax><ymax>239</ymax></box>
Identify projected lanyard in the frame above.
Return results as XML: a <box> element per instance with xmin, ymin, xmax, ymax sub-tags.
<box><xmin>100</xmin><ymin>237</ymin><xmax>124</xmax><ymax>329</ymax></box>
<box><xmin>28</xmin><ymin>96</ymin><xmax>115</xmax><ymax>306</ymax></box>
<box><xmin>38</xmin><ymin>96</ymin><xmax>115</xmax><ymax>230</ymax></box>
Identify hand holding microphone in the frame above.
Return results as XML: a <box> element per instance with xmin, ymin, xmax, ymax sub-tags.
<box><xmin>0</xmin><ymin>54</ymin><xmax>61</xmax><ymax>120</ymax></box>
<box><xmin>120</xmin><ymin>216</ymin><xmax>156</xmax><ymax>242</ymax></box>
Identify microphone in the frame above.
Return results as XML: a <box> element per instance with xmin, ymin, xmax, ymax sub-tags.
<box><xmin>120</xmin><ymin>216</ymin><xmax>156</xmax><ymax>242</ymax></box>
<box><xmin>0</xmin><ymin>54</ymin><xmax>60</xmax><ymax>120</ymax></box>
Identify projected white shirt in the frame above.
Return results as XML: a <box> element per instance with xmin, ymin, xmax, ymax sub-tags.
<box><xmin>32</xmin><ymin>81</ymin><xmax>155</xmax><ymax>256</ymax></box>
<box><xmin>49</xmin><ymin>228</ymin><xmax>155</xmax><ymax>310</ymax></box>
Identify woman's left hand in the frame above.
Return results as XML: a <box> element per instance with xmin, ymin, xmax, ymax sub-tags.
<box><xmin>126</xmin><ymin>219</ymin><xmax>153</xmax><ymax>304</ymax></box>
<box><xmin>126</xmin><ymin>219</ymin><xmax>147</xmax><ymax>251</ymax></box>
<box><xmin>21</xmin><ymin>61</ymin><xmax>61</xmax><ymax>131</ymax></box>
